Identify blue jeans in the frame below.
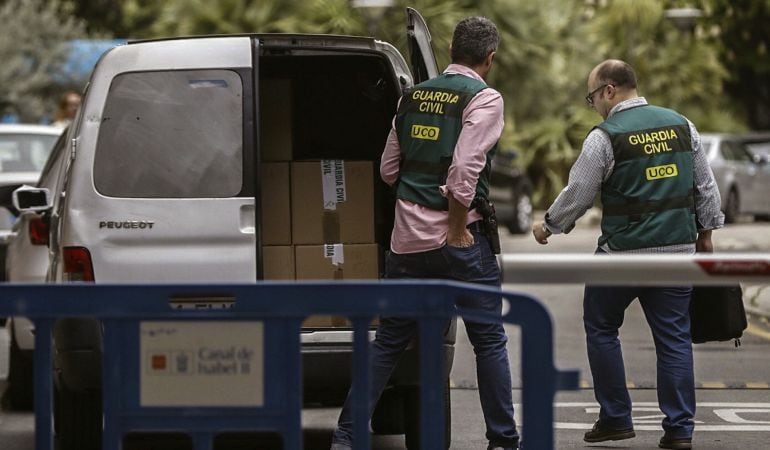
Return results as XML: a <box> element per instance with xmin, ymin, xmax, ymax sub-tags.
<box><xmin>332</xmin><ymin>229</ymin><xmax>519</xmax><ymax>449</ymax></box>
<box><xmin>584</xmin><ymin>277</ymin><xmax>695</xmax><ymax>438</ymax></box>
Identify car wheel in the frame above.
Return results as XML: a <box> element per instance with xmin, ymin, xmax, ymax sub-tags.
<box><xmin>506</xmin><ymin>184</ymin><xmax>533</xmax><ymax>234</ymax></box>
<box><xmin>724</xmin><ymin>188</ymin><xmax>739</xmax><ymax>224</ymax></box>
<box><xmin>371</xmin><ymin>382</ymin><xmax>451</xmax><ymax>449</ymax></box>
<box><xmin>3</xmin><ymin>325</ymin><xmax>34</xmax><ymax>411</ymax></box>
<box><xmin>54</xmin><ymin>383</ymin><xmax>101</xmax><ymax>450</ymax></box>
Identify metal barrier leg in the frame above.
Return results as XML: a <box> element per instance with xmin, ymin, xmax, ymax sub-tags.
<box><xmin>191</xmin><ymin>432</ymin><xmax>213</xmax><ymax>450</ymax></box>
<box><xmin>33</xmin><ymin>318</ymin><xmax>54</xmax><ymax>450</ymax></box>
<box><xmin>351</xmin><ymin>317</ymin><xmax>371</xmax><ymax>450</ymax></box>
<box><xmin>103</xmin><ymin>319</ymin><xmax>123</xmax><ymax>450</ymax></box>
<box><xmin>282</xmin><ymin>318</ymin><xmax>304</xmax><ymax>450</ymax></box>
<box><xmin>419</xmin><ymin>316</ymin><xmax>446</xmax><ymax>450</ymax></box>
<box><xmin>516</xmin><ymin>297</ymin><xmax>565</xmax><ymax>450</ymax></box>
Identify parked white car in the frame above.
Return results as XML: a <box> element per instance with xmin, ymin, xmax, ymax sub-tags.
<box><xmin>12</xmin><ymin>10</ymin><xmax>455</xmax><ymax>449</ymax></box>
<box><xmin>2</xmin><ymin>130</ymin><xmax>69</xmax><ymax>410</ymax></box>
<box><xmin>701</xmin><ymin>132</ymin><xmax>770</xmax><ymax>222</ymax></box>
<box><xmin>0</xmin><ymin>124</ymin><xmax>62</xmax><ymax>275</ymax></box>
<box><xmin>0</xmin><ymin>123</ymin><xmax>61</xmax><ymax>408</ymax></box>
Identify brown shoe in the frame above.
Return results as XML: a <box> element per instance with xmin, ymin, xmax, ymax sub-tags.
<box><xmin>583</xmin><ymin>421</ymin><xmax>636</xmax><ymax>443</ymax></box>
<box><xmin>659</xmin><ymin>434</ymin><xmax>692</xmax><ymax>449</ymax></box>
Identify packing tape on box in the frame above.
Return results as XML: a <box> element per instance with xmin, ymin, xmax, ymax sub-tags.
<box><xmin>323</xmin><ymin>211</ymin><xmax>341</xmax><ymax>243</ymax></box>
<box><xmin>321</xmin><ymin>159</ymin><xmax>346</xmax><ymax>210</ymax></box>
<box><xmin>321</xmin><ymin>159</ymin><xmax>345</xmax><ymax>242</ymax></box>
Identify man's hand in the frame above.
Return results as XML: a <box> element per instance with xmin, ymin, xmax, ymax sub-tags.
<box><xmin>447</xmin><ymin>193</ymin><xmax>473</xmax><ymax>248</ymax></box>
<box><xmin>696</xmin><ymin>229</ymin><xmax>713</xmax><ymax>253</ymax></box>
<box><xmin>447</xmin><ymin>228</ymin><xmax>475</xmax><ymax>248</ymax></box>
<box><xmin>532</xmin><ymin>220</ymin><xmax>551</xmax><ymax>245</ymax></box>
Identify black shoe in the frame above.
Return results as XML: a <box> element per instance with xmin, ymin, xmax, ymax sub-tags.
<box><xmin>659</xmin><ymin>434</ymin><xmax>692</xmax><ymax>449</ymax></box>
<box><xmin>583</xmin><ymin>421</ymin><xmax>636</xmax><ymax>443</ymax></box>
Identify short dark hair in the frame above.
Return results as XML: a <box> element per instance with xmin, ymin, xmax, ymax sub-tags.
<box><xmin>595</xmin><ymin>60</ymin><xmax>637</xmax><ymax>89</ymax></box>
<box><xmin>451</xmin><ymin>17</ymin><xmax>499</xmax><ymax>66</ymax></box>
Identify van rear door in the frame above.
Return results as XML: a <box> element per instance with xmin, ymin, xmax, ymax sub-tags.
<box><xmin>406</xmin><ymin>7</ymin><xmax>439</xmax><ymax>83</ymax></box>
<box><xmin>62</xmin><ymin>37</ymin><xmax>258</xmax><ymax>283</ymax></box>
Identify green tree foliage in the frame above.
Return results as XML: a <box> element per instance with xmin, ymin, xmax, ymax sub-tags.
<box><xmin>520</xmin><ymin>0</ymin><xmax>744</xmax><ymax>206</ymax></box>
<box><xmin>61</xmin><ymin>0</ymin><xmax>758</xmax><ymax>206</ymax></box>
<box><xmin>132</xmin><ymin>0</ymin><xmax>367</xmax><ymax>38</ymax></box>
<box><xmin>0</xmin><ymin>0</ymin><xmax>87</xmax><ymax>121</ymax></box>
<box><xmin>703</xmin><ymin>0</ymin><xmax>770</xmax><ymax>129</ymax></box>
<box><xmin>66</xmin><ymin>0</ymin><xmax>123</xmax><ymax>36</ymax></box>
<box><xmin>584</xmin><ymin>0</ymin><xmax>741</xmax><ymax>134</ymax></box>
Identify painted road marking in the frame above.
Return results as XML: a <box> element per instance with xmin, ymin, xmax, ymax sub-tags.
<box><xmin>576</xmin><ymin>381</ymin><xmax>769</xmax><ymax>389</ymax></box>
<box><xmin>547</xmin><ymin>402</ymin><xmax>770</xmax><ymax>432</ymax></box>
<box><xmin>700</xmin><ymin>381</ymin><xmax>727</xmax><ymax>389</ymax></box>
<box><xmin>747</xmin><ymin>322</ymin><xmax>770</xmax><ymax>340</ymax></box>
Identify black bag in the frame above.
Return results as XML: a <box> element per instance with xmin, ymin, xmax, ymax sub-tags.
<box><xmin>689</xmin><ymin>285</ymin><xmax>747</xmax><ymax>345</ymax></box>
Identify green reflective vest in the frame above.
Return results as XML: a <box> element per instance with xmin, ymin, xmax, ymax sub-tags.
<box><xmin>394</xmin><ymin>73</ymin><xmax>496</xmax><ymax>210</ymax></box>
<box><xmin>597</xmin><ymin>104</ymin><xmax>697</xmax><ymax>250</ymax></box>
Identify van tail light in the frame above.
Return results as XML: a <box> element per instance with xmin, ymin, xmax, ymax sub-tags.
<box><xmin>63</xmin><ymin>247</ymin><xmax>95</xmax><ymax>282</ymax></box>
<box><xmin>29</xmin><ymin>216</ymin><xmax>49</xmax><ymax>246</ymax></box>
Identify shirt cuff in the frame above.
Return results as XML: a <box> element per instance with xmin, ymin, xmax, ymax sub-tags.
<box><xmin>544</xmin><ymin>212</ymin><xmax>574</xmax><ymax>234</ymax></box>
<box><xmin>440</xmin><ymin>183</ymin><xmax>475</xmax><ymax>208</ymax></box>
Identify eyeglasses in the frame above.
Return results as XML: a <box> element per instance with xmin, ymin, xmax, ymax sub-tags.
<box><xmin>585</xmin><ymin>84</ymin><xmax>610</xmax><ymax>106</ymax></box>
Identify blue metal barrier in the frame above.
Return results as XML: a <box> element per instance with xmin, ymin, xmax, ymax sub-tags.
<box><xmin>0</xmin><ymin>280</ymin><xmax>579</xmax><ymax>449</ymax></box>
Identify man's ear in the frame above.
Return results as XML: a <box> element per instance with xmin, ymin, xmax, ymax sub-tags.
<box><xmin>606</xmin><ymin>84</ymin><xmax>616</xmax><ymax>99</ymax></box>
<box><xmin>486</xmin><ymin>51</ymin><xmax>496</xmax><ymax>67</ymax></box>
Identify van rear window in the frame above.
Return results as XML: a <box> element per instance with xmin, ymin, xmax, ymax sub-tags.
<box><xmin>94</xmin><ymin>70</ymin><xmax>243</xmax><ymax>198</ymax></box>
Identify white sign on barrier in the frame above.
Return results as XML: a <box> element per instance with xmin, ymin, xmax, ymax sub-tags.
<box><xmin>140</xmin><ymin>321</ymin><xmax>264</xmax><ymax>407</ymax></box>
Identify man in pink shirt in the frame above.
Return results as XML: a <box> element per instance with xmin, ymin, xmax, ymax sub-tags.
<box><xmin>331</xmin><ymin>16</ymin><xmax>519</xmax><ymax>450</ymax></box>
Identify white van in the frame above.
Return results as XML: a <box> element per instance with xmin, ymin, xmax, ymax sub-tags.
<box><xmin>12</xmin><ymin>9</ymin><xmax>455</xmax><ymax>449</ymax></box>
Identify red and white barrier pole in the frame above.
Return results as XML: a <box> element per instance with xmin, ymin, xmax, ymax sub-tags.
<box><xmin>500</xmin><ymin>253</ymin><xmax>770</xmax><ymax>285</ymax></box>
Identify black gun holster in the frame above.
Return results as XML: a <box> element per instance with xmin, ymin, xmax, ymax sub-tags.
<box><xmin>473</xmin><ymin>198</ymin><xmax>501</xmax><ymax>255</ymax></box>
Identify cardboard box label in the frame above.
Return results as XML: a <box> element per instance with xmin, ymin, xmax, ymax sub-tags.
<box><xmin>321</xmin><ymin>159</ymin><xmax>346</xmax><ymax>210</ymax></box>
<box><xmin>324</xmin><ymin>243</ymin><xmax>344</xmax><ymax>266</ymax></box>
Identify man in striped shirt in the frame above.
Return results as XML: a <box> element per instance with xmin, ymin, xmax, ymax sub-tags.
<box><xmin>532</xmin><ymin>59</ymin><xmax>724</xmax><ymax>450</ymax></box>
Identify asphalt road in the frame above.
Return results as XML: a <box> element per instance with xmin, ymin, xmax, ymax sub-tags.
<box><xmin>1</xmin><ymin>218</ymin><xmax>769</xmax><ymax>449</ymax></box>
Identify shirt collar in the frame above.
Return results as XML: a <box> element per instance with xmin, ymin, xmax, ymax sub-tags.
<box><xmin>608</xmin><ymin>96</ymin><xmax>648</xmax><ymax>117</ymax></box>
<box><xmin>444</xmin><ymin>63</ymin><xmax>485</xmax><ymax>83</ymax></box>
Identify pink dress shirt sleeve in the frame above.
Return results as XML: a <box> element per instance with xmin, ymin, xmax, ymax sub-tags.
<box><xmin>380</xmin><ymin>125</ymin><xmax>401</xmax><ymax>187</ymax></box>
<box><xmin>440</xmin><ymin>88</ymin><xmax>504</xmax><ymax>207</ymax></box>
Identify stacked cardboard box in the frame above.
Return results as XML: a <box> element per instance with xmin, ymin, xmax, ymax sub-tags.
<box><xmin>290</xmin><ymin>160</ymin><xmax>379</xmax><ymax>282</ymax></box>
<box><xmin>258</xmin><ymin>80</ymin><xmax>381</xmax><ymax>326</ymax></box>
<box><xmin>260</xmin><ymin>79</ymin><xmax>295</xmax><ymax>280</ymax></box>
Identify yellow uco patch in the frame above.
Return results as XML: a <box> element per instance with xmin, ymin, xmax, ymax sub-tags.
<box><xmin>410</xmin><ymin>124</ymin><xmax>440</xmax><ymax>141</ymax></box>
<box><xmin>646</xmin><ymin>163</ymin><xmax>678</xmax><ymax>181</ymax></box>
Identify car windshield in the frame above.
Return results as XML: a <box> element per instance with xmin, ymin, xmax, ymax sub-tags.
<box><xmin>0</xmin><ymin>133</ymin><xmax>59</xmax><ymax>173</ymax></box>
<box><xmin>746</xmin><ymin>141</ymin><xmax>770</xmax><ymax>158</ymax></box>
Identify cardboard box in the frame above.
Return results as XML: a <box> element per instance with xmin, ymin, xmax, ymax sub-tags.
<box><xmin>262</xmin><ymin>246</ymin><xmax>295</xmax><ymax>280</ymax></box>
<box><xmin>260</xmin><ymin>162</ymin><xmax>291</xmax><ymax>245</ymax></box>
<box><xmin>295</xmin><ymin>244</ymin><xmax>379</xmax><ymax>280</ymax></box>
<box><xmin>291</xmin><ymin>161</ymin><xmax>375</xmax><ymax>244</ymax></box>
<box><xmin>296</xmin><ymin>243</ymin><xmax>380</xmax><ymax>328</ymax></box>
<box><xmin>260</xmin><ymin>79</ymin><xmax>292</xmax><ymax>161</ymax></box>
